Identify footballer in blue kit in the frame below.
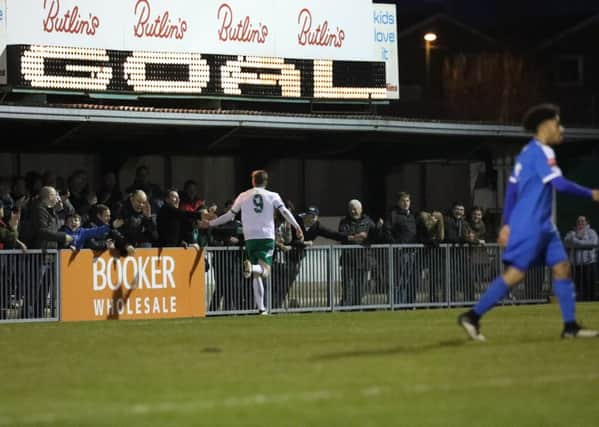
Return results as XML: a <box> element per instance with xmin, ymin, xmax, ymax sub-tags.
<box><xmin>459</xmin><ymin>104</ymin><xmax>599</xmax><ymax>341</ymax></box>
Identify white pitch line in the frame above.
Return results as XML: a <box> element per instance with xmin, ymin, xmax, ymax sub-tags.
<box><xmin>3</xmin><ymin>373</ymin><xmax>598</xmax><ymax>425</ymax></box>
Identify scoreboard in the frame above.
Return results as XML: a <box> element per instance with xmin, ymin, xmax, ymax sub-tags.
<box><xmin>1</xmin><ymin>0</ymin><xmax>396</xmax><ymax>101</ymax></box>
<box><xmin>9</xmin><ymin>45</ymin><xmax>386</xmax><ymax>100</ymax></box>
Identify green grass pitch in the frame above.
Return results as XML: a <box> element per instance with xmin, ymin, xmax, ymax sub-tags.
<box><xmin>1</xmin><ymin>303</ymin><xmax>599</xmax><ymax>426</ymax></box>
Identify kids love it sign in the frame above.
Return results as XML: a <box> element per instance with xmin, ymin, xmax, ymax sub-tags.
<box><xmin>60</xmin><ymin>248</ymin><xmax>205</xmax><ymax>321</ymax></box>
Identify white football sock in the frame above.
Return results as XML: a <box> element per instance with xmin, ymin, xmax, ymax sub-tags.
<box><xmin>252</xmin><ymin>277</ymin><xmax>265</xmax><ymax>311</ymax></box>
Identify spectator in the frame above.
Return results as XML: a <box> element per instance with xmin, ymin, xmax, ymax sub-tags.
<box><xmin>11</xmin><ymin>176</ymin><xmax>29</xmax><ymax>213</ymax></box>
<box><xmin>383</xmin><ymin>192</ymin><xmax>418</xmax><ymax>244</ymax></box>
<box><xmin>41</xmin><ymin>170</ymin><xmax>57</xmax><ymax>189</ymax></box>
<box><xmin>338</xmin><ymin>199</ymin><xmax>378</xmax><ymax>306</ymax></box>
<box><xmin>125</xmin><ymin>165</ymin><xmax>163</xmax><ymax>211</ymax></box>
<box><xmin>114</xmin><ymin>190</ymin><xmax>158</xmax><ymax>249</ymax></box>
<box><xmin>418</xmin><ymin>211</ymin><xmax>445</xmax><ymax>245</ymax></box>
<box><xmin>300</xmin><ymin>205</ymin><xmax>348</xmax><ymax>244</ymax></box>
<box><xmin>0</xmin><ymin>201</ymin><xmax>26</xmax><ymax>250</ymax></box>
<box><xmin>180</xmin><ymin>179</ymin><xmax>205</xmax><ymax>213</ymax></box>
<box><xmin>272</xmin><ymin>204</ymin><xmax>300</xmax><ymax>309</ymax></box>
<box><xmin>564</xmin><ymin>216</ymin><xmax>598</xmax><ymax>301</ymax></box>
<box><xmin>30</xmin><ymin>186</ymin><xmax>74</xmax><ymax>317</ymax></box>
<box><xmin>445</xmin><ymin>202</ymin><xmax>474</xmax><ymax>301</ymax></box>
<box><xmin>25</xmin><ymin>171</ymin><xmax>43</xmax><ymax>200</ymax></box>
<box><xmin>468</xmin><ymin>206</ymin><xmax>487</xmax><ymax>244</ymax></box>
<box><xmin>97</xmin><ymin>171</ymin><xmax>123</xmax><ymax>211</ymax></box>
<box><xmin>272</xmin><ymin>205</ymin><xmax>348</xmax><ymax>308</ymax></box>
<box><xmin>383</xmin><ymin>192</ymin><xmax>419</xmax><ymax>304</ymax></box>
<box><xmin>209</xmin><ymin>201</ymin><xmax>249</xmax><ymax>311</ymax></box>
<box><xmin>467</xmin><ymin>207</ymin><xmax>492</xmax><ymax>297</ymax></box>
<box><xmin>0</xmin><ymin>201</ymin><xmax>26</xmax><ymax>317</ymax></box>
<box><xmin>55</xmin><ymin>189</ymin><xmax>76</xmax><ymax>228</ymax></box>
<box><xmin>444</xmin><ymin>202</ymin><xmax>472</xmax><ymax>244</ymax></box>
<box><xmin>84</xmin><ymin>204</ymin><xmax>131</xmax><ymax>255</ymax></box>
<box><xmin>418</xmin><ymin>211</ymin><xmax>446</xmax><ymax>302</ymax></box>
<box><xmin>66</xmin><ymin>170</ymin><xmax>91</xmax><ymax>216</ymax></box>
<box><xmin>30</xmin><ymin>187</ymin><xmax>73</xmax><ymax>251</ymax></box>
<box><xmin>0</xmin><ymin>178</ymin><xmax>15</xmax><ymax>218</ymax></box>
<box><xmin>157</xmin><ymin>189</ymin><xmax>204</xmax><ymax>247</ymax></box>
<box><xmin>60</xmin><ymin>213</ymin><xmax>112</xmax><ymax>250</ymax></box>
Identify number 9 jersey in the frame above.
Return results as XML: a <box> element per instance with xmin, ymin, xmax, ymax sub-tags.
<box><xmin>231</xmin><ymin>187</ymin><xmax>285</xmax><ymax>240</ymax></box>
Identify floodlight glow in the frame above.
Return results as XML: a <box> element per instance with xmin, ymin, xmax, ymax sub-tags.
<box><xmin>424</xmin><ymin>33</ymin><xmax>437</xmax><ymax>42</ymax></box>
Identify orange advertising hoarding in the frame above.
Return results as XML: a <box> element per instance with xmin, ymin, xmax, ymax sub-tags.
<box><xmin>60</xmin><ymin>248</ymin><xmax>205</xmax><ymax>321</ymax></box>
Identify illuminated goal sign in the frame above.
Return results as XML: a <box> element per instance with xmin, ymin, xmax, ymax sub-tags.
<box><xmin>8</xmin><ymin>45</ymin><xmax>386</xmax><ymax>100</ymax></box>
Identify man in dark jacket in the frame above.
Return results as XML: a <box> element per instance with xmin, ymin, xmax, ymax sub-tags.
<box><xmin>114</xmin><ymin>190</ymin><xmax>158</xmax><ymax>249</ymax></box>
<box><xmin>384</xmin><ymin>192</ymin><xmax>418</xmax><ymax>244</ymax></box>
<box><xmin>383</xmin><ymin>192</ymin><xmax>419</xmax><ymax>304</ymax></box>
<box><xmin>30</xmin><ymin>187</ymin><xmax>73</xmax><ymax>317</ymax></box>
<box><xmin>31</xmin><ymin>187</ymin><xmax>73</xmax><ymax>251</ymax></box>
<box><xmin>157</xmin><ymin>189</ymin><xmax>204</xmax><ymax>247</ymax></box>
<box><xmin>444</xmin><ymin>202</ymin><xmax>474</xmax><ymax>301</ymax></box>
<box><xmin>444</xmin><ymin>202</ymin><xmax>472</xmax><ymax>244</ymax></box>
<box><xmin>272</xmin><ymin>205</ymin><xmax>349</xmax><ymax>309</ymax></box>
<box><xmin>300</xmin><ymin>206</ymin><xmax>349</xmax><ymax>244</ymax></box>
<box><xmin>209</xmin><ymin>204</ymin><xmax>248</xmax><ymax>311</ymax></box>
<box><xmin>338</xmin><ymin>199</ymin><xmax>379</xmax><ymax>306</ymax></box>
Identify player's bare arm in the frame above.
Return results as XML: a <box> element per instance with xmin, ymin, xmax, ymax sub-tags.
<box><xmin>497</xmin><ymin>225</ymin><xmax>510</xmax><ymax>247</ymax></box>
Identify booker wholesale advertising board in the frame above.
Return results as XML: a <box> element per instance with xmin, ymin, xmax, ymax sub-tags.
<box><xmin>60</xmin><ymin>248</ymin><xmax>205</xmax><ymax>321</ymax></box>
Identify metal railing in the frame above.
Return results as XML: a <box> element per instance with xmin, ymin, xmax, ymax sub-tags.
<box><xmin>567</xmin><ymin>247</ymin><xmax>598</xmax><ymax>302</ymax></box>
<box><xmin>0</xmin><ymin>244</ymin><xmax>575</xmax><ymax>323</ymax></box>
<box><xmin>0</xmin><ymin>250</ymin><xmax>60</xmax><ymax>323</ymax></box>
<box><xmin>205</xmin><ymin>244</ymin><xmax>551</xmax><ymax>315</ymax></box>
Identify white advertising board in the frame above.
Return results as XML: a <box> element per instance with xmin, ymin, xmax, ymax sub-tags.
<box><xmin>6</xmin><ymin>0</ymin><xmax>377</xmax><ymax>61</ymax></box>
<box><xmin>373</xmin><ymin>3</ymin><xmax>399</xmax><ymax>99</ymax></box>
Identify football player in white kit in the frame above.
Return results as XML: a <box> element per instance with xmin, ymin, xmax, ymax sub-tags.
<box><xmin>201</xmin><ymin>170</ymin><xmax>303</xmax><ymax>314</ymax></box>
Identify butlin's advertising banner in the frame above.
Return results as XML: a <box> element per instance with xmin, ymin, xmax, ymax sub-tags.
<box><xmin>60</xmin><ymin>248</ymin><xmax>205</xmax><ymax>321</ymax></box>
<box><xmin>6</xmin><ymin>0</ymin><xmax>376</xmax><ymax>61</ymax></box>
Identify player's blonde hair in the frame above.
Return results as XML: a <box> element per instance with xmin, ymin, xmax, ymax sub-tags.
<box><xmin>251</xmin><ymin>170</ymin><xmax>268</xmax><ymax>187</ymax></box>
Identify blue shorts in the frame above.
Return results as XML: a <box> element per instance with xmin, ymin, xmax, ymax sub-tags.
<box><xmin>502</xmin><ymin>227</ymin><xmax>568</xmax><ymax>271</ymax></box>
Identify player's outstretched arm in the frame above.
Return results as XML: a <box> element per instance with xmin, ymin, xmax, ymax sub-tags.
<box><xmin>200</xmin><ymin>210</ymin><xmax>236</xmax><ymax>229</ymax></box>
<box><xmin>278</xmin><ymin>206</ymin><xmax>303</xmax><ymax>241</ymax></box>
<box><xmin>592</xmin><ymin>190</ymin><xmax>599</xmax><ymax>202</ymax></box>
<box><xmin>551</xmin><ymin>176</ymin><xmax>593</xmax><ymax>199</ymax></box>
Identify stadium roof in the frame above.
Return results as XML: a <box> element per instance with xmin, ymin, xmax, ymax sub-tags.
<box><xmin>1</xmin><ymin>103</ymin><xmax>598</xmax><ymax>141</ymax></box>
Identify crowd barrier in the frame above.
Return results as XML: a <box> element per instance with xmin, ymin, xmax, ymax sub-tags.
<box><xmin>0</xmin><ymin>250</ymin><xmax>60</xmax><ymax>323</ymax></box>
<box><xmin>2</xmin><ymin>244</ymin><xmax>594</xmax><ymax>323</ymax></box>
<box><xmin>205</xmin><ymin>244</ymin><xmax>552</xmax><ymax>315</ymax></box>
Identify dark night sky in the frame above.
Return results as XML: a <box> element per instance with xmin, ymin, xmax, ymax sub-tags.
<box><xmin>397</xmin><ymin>0</ymin><xmax>599</xmax><ymax>21</ymax></box>
<box><xmin>386</xmin><ymin>0</ymin><xmax>599</xmax><ymax>45</ymax></box>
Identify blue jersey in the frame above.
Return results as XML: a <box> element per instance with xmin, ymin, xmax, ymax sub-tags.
<box><xmin>508</xmin><ymin>139</ymin><xmax>562</xmax><ymax>232</ymax></box>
